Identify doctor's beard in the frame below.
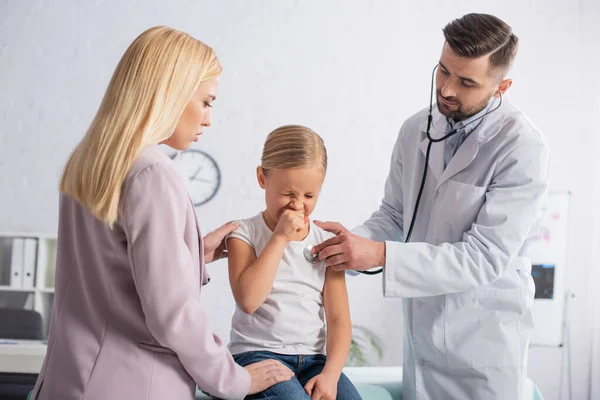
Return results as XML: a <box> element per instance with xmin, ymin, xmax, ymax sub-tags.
<box><xmin>436</xmin><ymin>90</ymin><xmax>493</xmax><ymax>122</ymax></box>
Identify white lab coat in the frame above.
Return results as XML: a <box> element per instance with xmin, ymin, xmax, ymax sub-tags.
<box><xmin>353</xmin><ymin>99</ymin><xmax>550</xmax><ymax>400</ymax></box>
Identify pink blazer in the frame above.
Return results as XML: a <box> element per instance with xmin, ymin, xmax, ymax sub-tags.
<box><xmin>31</xmin><ymin>145</ymin><xmax>250</xmax><ymax>400</ymax></box>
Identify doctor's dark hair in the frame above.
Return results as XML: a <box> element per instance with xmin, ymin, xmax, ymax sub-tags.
<box><xmin>443</xmin><ymin>13</ymin><xmax>519</xmax><ymax>77</ymax></box>
<box><xmin>261</xmin><ymin>125</ymin><xmax>327</xmax><ymax>174</ymax></box>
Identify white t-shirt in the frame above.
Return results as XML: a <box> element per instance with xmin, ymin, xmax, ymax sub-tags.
<box><xmin>227</xmin><ymin>212</ymin><xmax>334</xmax><ymax>355</ymax></box>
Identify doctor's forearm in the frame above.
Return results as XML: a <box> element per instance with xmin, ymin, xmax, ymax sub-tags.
<box><xmin>354</xmin><ymin>211</ymin><xmax>404</xmax><ymax>243</ymax></box>
<box><xmin>382</xmin><ymin>240</ymin><xmax>508</xmax><ymax>297</ymax></box>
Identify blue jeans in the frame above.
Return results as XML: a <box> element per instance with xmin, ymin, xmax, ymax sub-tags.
<box><xmin>233</xmin><ymin>351</ymin><xmax>362</xmax><ymax>400</ymax></box>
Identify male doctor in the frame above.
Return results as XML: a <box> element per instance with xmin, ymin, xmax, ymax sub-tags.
<box><xmin>312</xmin><ymin>13</ymin><xmax>550</xmax><ymax>400</ymax></box>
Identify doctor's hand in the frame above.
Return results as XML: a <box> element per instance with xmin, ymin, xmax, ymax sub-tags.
<box><xmin>203</xmin><ymin>221</ymin><xmax>240</xmax><ymax>264</ymax></box>
<box><xmin>313</xmin><ymin>220</ymin><xmax>350</xmax><ymax>236</ymax></box>
<box><xmin>304</xmin><ymin>372</ymin><xmax>338</xmax><ymax>400</ymax></box>
<box><xmin>311</xmin><ymin>232</ymin><xmax>386</xmax><ymax>272</ymax></box>
<box><xmin>246</xmin><ymin>359</ymin><xmax>294</xmax><ymax>395</ymax></box>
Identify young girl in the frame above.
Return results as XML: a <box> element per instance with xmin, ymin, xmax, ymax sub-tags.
<box><xmin>226</xmin><ymin>125</ymin><xmax>362</xmax><ymax>400</ymax></box>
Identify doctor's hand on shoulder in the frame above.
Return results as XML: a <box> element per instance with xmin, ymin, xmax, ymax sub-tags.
<box><xmin>312</xmin><ymin>221</ymin><xmax>386</xmax><ymax>271</ymax></box>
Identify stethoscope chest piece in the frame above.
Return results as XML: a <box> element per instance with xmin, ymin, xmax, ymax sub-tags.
<box><xmin>303</xmin><ymin>245</ymin><xmax>319</xmax><ymax>264</ymax></box>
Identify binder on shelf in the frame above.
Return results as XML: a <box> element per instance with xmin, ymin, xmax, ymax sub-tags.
<box><xmin>22</xmin><ymin>238</ymin><xmax>38</xmax><ymax>288</ymax></box>
<box><xmin>0</xmin><ymin>238</ymin><xmax>12</xmax><ymax>286</ymax></box>
<box><xmin>44</xmin><ymin>240</ymin><xmax>57</xmax><ymax>289</ymax></box>
<box><xmin>10</xmin><ymin>238</ymin><xmax>24</xmax><ymax>288</ymax></box>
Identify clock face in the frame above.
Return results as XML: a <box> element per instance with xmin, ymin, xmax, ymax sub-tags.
<box><xmin>170</xmin><ymin>149</ymin><xmax>221</xmax><ymax>206</ymax></box>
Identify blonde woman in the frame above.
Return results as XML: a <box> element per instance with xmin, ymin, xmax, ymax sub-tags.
<box><xmin>226</xmin><ymin>126</ymin><xmax>362</xmax><ymax>400</ymax></box>
<box><xmin>29</xmin><ymin>26</ymin><xmax>293</xmax><ymax>400</ymax></box>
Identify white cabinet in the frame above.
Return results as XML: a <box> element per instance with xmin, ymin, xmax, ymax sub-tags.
<box><xmin>0</xmin><ymin>232</ymin><xmax>57</xmax><ymax>338</ymax></box>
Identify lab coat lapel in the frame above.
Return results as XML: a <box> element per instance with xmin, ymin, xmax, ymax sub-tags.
<box><xmin>437</xmin><ymin>135</ymin><xmax>479</xmax><ymax>188</ymax></box>
<box><xmin>435</xmin><ymin>97</ymin><xmax>506</xmax><ymax>188</ymax></box>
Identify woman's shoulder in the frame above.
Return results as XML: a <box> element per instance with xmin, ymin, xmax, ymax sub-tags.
<box><xmin>126</xmin><ymin>145</ymin><xmax>176</xmax><ymax>181</ymax></box>
<box><xmin>122</xmin><ymin>145</ymin><xmax>187</xmax><ymax>204</ymax></box>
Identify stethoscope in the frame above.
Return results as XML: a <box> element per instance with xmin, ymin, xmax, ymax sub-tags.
<box><xmin>304</xmin><ymin>65</ymin><xmax>503</xmax><ymax>273</ymax></box>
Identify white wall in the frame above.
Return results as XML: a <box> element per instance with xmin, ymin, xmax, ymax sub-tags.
<box><xmin>1</xmin><ymin>1</ymin><xmax>598</xmax><ymax>399</ymax></box>
<box><xmin>584</xmin><ymin>0</ymin><xmax>600</xmax><ymax>399</ymax></box>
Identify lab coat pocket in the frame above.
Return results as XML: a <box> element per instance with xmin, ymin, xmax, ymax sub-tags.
<box><xmin>444</xmin><ymin>288</ymin><xmax>524</xmax><ymax>369</ymax></box>
<box><xmin>437</xmin><ymin>179</ymin><xmax>486</xmax><ymax>241</ymax></box>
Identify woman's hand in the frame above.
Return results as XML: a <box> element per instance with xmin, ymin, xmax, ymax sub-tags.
<box><xmin>245</xmin><ymin>359</ymin><xmax>294</xmax><ymax>395</ymax></box>
<box><xmin>203</xmin><ymin>221</ymin><xmax>239</xmax><ymax>263</ymax></box>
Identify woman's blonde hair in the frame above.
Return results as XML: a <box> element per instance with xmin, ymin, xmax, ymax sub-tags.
<box><xmin>261</xmin><ymin>125</ymin><xmax>327</xmax><ymax>174</ymax></box>
<box><xmin>60</xmin><ymin>26</ymin><xmax>221</xmax><ymax>227</ymax></box>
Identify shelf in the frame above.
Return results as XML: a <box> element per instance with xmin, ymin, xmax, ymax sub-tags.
<box><xmin>0</xmin><ymin>233</ymin><xmax>58</xmax><ymax>338</ymax></box>
<box><xmin>0</xmin><ymin>286</ymin><xmax>36</xmax><ymax>293</ymax></box>
<box><xmin>0</xmin><ymin>232</ymin><xmax>56</xmax><ymax>240</ymax></box>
